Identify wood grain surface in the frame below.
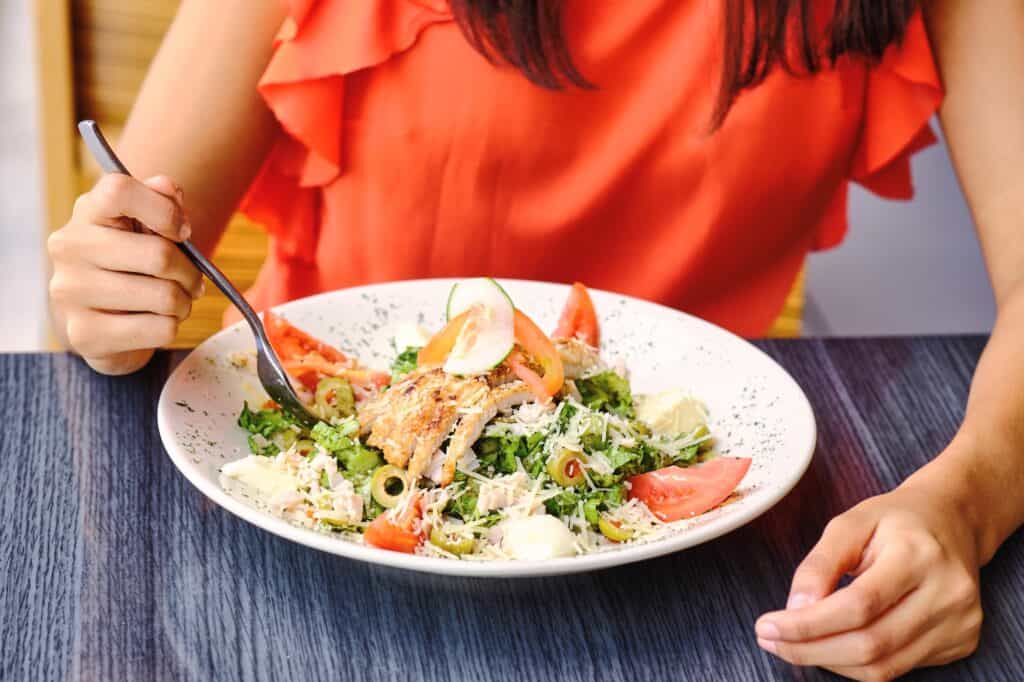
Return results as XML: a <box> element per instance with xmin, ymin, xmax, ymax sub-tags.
<box><xmin>1</xmin><ymin>337</ymin><xmax>1021</xmax><ymax>681</ymax></box>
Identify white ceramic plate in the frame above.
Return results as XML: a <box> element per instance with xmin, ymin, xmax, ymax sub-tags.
<box><xmin>158</xmin><ymin>279</ymin><xmax>815</xmax><ymax>577</ymax></box>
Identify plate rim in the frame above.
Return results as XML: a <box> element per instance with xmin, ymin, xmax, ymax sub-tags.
<box><xmin>157</xmin><ymin>278</ymin><xmax>817</xmax><ymax>578</ymax></box>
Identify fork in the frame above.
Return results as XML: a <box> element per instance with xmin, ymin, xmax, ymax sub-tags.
<box><xmin>78</xmin><ymin>120</ymin><xmax>319</xmax><ymax>428</ymax></box>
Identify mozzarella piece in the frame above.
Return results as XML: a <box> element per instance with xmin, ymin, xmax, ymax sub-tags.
<box><xmin>221</xmin><ymin>456</ymin><xmax>300</xmax><ymax>499</ymax></box>
<box><xmin>500</xmin><ymin>515</ymin><xmax>578</xmax><ymax>560</ymax></box>
<box><xmin>393</xmin><ymin>323</ymin><xmax>432</xmax><ymax>351</ymax></box>
<box><xmin>635</xmin><ymin>389</ymin><xmax>708</xmax><ymax>436</ymax></box>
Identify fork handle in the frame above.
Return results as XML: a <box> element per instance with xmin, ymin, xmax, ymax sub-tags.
<box><xmin>77</xmin><ymin>120</ymin><xmax>269</xmax><ymax>343</ymax></box>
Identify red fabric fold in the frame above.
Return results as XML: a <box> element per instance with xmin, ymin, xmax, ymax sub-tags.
<box><xmin>815</xmin><ymin>9</ymin><xmax>943</xmax><ymax>251</ymax></box>
<box><xmin>239</xmin><ymin>0</ymin><xmax>452</xmax><ymax>262</ymax></box>
<box><xmin>850</xmin><ymin>10</ymin><xmax>944</xmax><ymax>199</ymax></box>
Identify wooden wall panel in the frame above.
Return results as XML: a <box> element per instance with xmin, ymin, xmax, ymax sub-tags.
<box><xmin>66</xmin><ymin>0</ymin><xmax>269</xmax><ymax>348</ymax></box>
<box><xmin>71</xmin><ymin>0</ymin><xmax>178</xmax><ymax>128</ymax></box>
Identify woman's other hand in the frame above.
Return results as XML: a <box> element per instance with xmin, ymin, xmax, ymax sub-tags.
<box><xmin>47</xmin><ymin>174</ymin><xmax>203</xmax><ymax>375</ymax></box>
<box><xmin>755</xmin><ymin>483</ymin><xmax>983</xmax><ymax>681</ymax></box>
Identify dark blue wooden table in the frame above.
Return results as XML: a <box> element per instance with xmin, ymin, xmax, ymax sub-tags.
<box><xmin>2</xmin><ymin>338</ymin><xmax>1022</xmax><ymax>681</ymax></box>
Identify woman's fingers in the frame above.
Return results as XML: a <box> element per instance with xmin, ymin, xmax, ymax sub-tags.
<box><xmin>77</xmin><ymin>173</ymin><xmax>190</xmax><ymax>240</ymax></box>
<box><xmin>65</xmin><ymin>309</ymin><xmax>180</xmax><ymax>358</ymax></box>
<box><xmin>142</xmin><ymin>174</ymin><xmax>184</xmax><ymax>204</ymax></box>
<box><xmin>51</xmin><ymin>223</ymin><xmax>203</xmax><ymax>296</ymax></box>
<box><xmin>785</xmin><ymin>514</ymin><xmax>878</xmax><ymax>609</ymax></box>
<box><xmin>48</xmin><ymin>172</ymin><xmax>196</xmax><ymax>373</ymax></box>
<box><xmin>84</xmin><ymin>350</ymin><xmax>157</xmax><ymax>377</ymax></box>
<box><xmin>51</xmin><ymin>267</ymin><xmax>194</xmax><ymax>320</ymax></box>
<box><xmin>757</xmin><ymin>586</ymin><xmax>934</xmax><ymax>668</ymax></box>
<box><xmin>823</xmin><ymin>624</ymin><xmax>950</xmax><ymax>682</ymax></box>
<box><xmin>757</xmin><ymin>538</ymin><xmax>920</xmax><ymax>642</ymax></box>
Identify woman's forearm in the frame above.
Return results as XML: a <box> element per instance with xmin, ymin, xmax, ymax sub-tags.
<box><xmin>903</xmin><ymin>288</ymin><xmax>1024</xmax><ymax>564</ymax></box>
<box><xmin>915</xmin><ymin>1</ymin><xmax>1024</xmax><ymax>565</ymax></box>
<box><xmin>116</xmin><ymin>0</ymin><xmax>286</xmax><ymax>255</ymax></box>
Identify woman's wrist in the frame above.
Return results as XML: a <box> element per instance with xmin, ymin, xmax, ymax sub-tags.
<box><xmin>901</xmin><ymin>426</ymin><xmax>1021</xmax><ymax>566</ymax></box>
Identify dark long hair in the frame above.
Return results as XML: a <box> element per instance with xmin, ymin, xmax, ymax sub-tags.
<box><xmin>450</xmin><ymin>0</ymin><xmax>918</xmax><ymax>127</ymax></box>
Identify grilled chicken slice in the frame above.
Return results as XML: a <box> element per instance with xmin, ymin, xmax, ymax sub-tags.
<box><xmin>483</xmin><ymin>363</ymin><xmax>517</xmax><ymax>387</ymax></box>
<box><xmin>365</xmin><ymin>369</ymin><xmax>449</xmax><ymax>466</ymax></box>
<box><xmin>357</xmin><ymin>365</ymin><xmax>537</xmax><ymax>484</ymax></box>
<box><xmin>405</xmin><ymin>394</ymin><xmax>459</xmax><ymax>481</ymax></box>
<box><xmin>442</xmin><ymin>381</ymin><xmax>533</xmax><ymax>484</ymax></box>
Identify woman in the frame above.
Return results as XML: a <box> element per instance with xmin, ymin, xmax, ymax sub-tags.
<box><xmin>46</xmin><ymin>1</ymin><xmax>1024</xmax><ymax>678</ymax></box>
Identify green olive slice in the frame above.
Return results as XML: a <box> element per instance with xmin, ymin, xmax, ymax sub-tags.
<box><xmin>274</xmin><ymin>428</ymin><xmax>298</xmax><ymax>450</ymax></box>
<box><xmin>370</xmin><ymin>465</ymin><xmax>410</xmax><ymax>508</ymax></box>
<box><xmin>429</xmin><ymin>526</ymin><xmax>476</xmax><ymax>555</ymax></box>
<box><xmin>292</xmin><ymin>439</ymin><xmax>317</xmax><ymax>459</ymax></box>
<box><xmin>691</xmin><ymin>424</ymin><xmax>715</xmax><ymax>452</ymax></box>
<box><xmin>546</xmin><ymin>447</ymin><xmax>586</xmax><ymax>487</ymax></box>
<box><xmin>598</xmin><ymin>516</ymin><xmax>633</xmax><ymax>543</ymax></box>
<box><xmin>314</xmin><ymin>377</ymin><xmax>355</xmax><ymax>421</ymax></box>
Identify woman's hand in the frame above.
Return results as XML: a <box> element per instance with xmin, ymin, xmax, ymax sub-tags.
<box><xmin>47</xmin><ymin>174</ymin><xmax>204</xmax><ymax>375</ymax></box>
<box><xmin>755</xmin><ymin>483</ymin><xmax>983</xmax><ymax>681</ymax></box>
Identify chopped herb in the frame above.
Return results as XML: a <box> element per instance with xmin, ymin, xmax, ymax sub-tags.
<box><xmin>238</xmin><ymin>401</ymin><xmax>295</xmax><ymax>439</ymax></box>
<box><xmin>589</xmin><ymin>472</ymin><xmax>623</xmax><ymax>488</ymax></box>
<box><xmin>390</xmin><ymin>346</ymin><xmax>421</xmax><ymax>383</ymax></box>
<box><xmin>544</xmin><ymin>489</ymin><xmax>581</xmax><ymax>518</ymax></box>
<box><xmin>237</xmin><ymin>402</ymin><xmax>299</xmax><ymax>456</ymax></box>
<box><xmin>673</xmin><ymin>444</ymin><xmax>700</xmax><ymax>465</ymax></box>
<box><xmin>555</xmin><ymin>402</ymin><xmax>578</xmax><ymax>434</ymax></box>
<box><xmin>310</xmin><ymin>420</ymin><xmax>382</xmax><ymax>473</ymax></box>
<box><xmin>576</xmin><ymin>371</ymin><xmax>635</xmax><ymax>418</ymax></box>
<box><xmin>475</xmin><ymin>431</ymin><xmax>547</xmax><ymax>475</ymax></box>
<box><xmin>582</xmin><ymin>485</ymin><xmax>627</xmax><ymax>527</ymax></box>
<box><xmin>246</xmin><ymin>434</ymin><xmax>280</xmax><ymax>458</ymax></box>
<box><xmin>310</xmin><ymin>419</ymin><xmax>358</xmax><ymax>452</ymax></box>
<box><xmin>445</xmin><ymin>486</ymin><xmax>481</xmax><ymax>521</ymax></box>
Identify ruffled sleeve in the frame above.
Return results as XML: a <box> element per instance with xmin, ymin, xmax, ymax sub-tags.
<box><xmin>849</xmin><ymin>9</ymin><xmax>944</xmax><ymax>199</ymax></box>
<box><xmin>239</xmin><ymin>0</ymin><xmax>452</xmax><ymax>262</ymax></box>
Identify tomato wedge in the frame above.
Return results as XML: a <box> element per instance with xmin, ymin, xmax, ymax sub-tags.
<box><xmin>264</xmin><ymin>311</ymin><xmax>388</xmax><ymax>391</ymax></box>
<box><xmin>264</xmin><ymin>311</ymin><xmax>349</xmax><ymax>364</ymax></box>
<box><xmin>364</xmin><ymin>495</ymin><xmax>424</xmax><ymax>554</ymax></box>
<box><xmin>628</xmin><ymin>458</ymin><xmax>751</xmax><ymax>522</ymax></box>
<box><xmin>553</xmin><ymin>282</ymin><xmax>600</xmax><ymax>348</ymax></box>
<box><xmin>510</xmin><ymin>310</ymin><xmax>564</xmax><ymax>399</ymax></box>
<box><xmin>417</xmin><ymin>310</ymin><xmax>471</xmax><ymax>366</ymax></box>
<box><xmin>282</xmin><ymin>359</ymin><xmax>390</xmax><ymax>390</ymax></box>
<box><xmin>505</xmin><ymin>351</ymin><xmax>550</xmax><ymax>402</ymax></box>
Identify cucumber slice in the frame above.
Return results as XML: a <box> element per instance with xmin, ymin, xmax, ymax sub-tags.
<box><xmin>446</xmin><ymin>278</ymin><xmax>514</xmax><ymax>321</ymax></box>
<box><xmin>442</xmin><ymin>279</ymin><xmax>515</xmax><ymax>376</ymax></box>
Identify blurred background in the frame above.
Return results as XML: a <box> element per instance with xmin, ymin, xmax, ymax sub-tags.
<box><xmin>1</xmin><ymin>1</ymin><xmax>997</xmax><ymax>352</ymax></box>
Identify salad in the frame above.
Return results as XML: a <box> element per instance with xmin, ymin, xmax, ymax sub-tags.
<box><xmin>221</xmin><ymin>279</ymin><xmax>751</xmax><ymax>560</ymax></box>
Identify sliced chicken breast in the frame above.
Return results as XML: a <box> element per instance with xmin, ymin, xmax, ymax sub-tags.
<box><xmin>442</xmin><ymin>381</ymin><xmax>533</xmax><ymax>484</ymax></box>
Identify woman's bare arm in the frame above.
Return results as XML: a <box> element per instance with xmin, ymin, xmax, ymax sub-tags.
<box><xmin>117</xmin><ymin>0</ymin><xmax>286</xmax><ymax>254</ymax></box>
<box><xmin>754</xmin><ymin>3</ymin><xmax>1024</xmax><ymax>678</ymax></box>
<box><xmin>918</xmin><ymin>0</ymin><xmax>1024</xmax><ymax>563</ymax></box>
<box><xmin>47</xmin><ymin>0</ymin><xmax>286</xmax><ymax>372</ymax></box>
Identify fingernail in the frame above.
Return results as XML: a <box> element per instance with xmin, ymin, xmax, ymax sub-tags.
<box><xmin>755</xmin><ymin>621</ymin><xmax>781</xmax><ymax>641</ymax></box>
<box><xmin>175</xmin><ymin>186</ymin><xmax>184</xmax><ymax>203</ymax></box>
<box><xmin>180</xmin><ymin>223</ymin><xmax>192</xmax><ymax>241</ymax></box>
<box><xmin>787</xmin><ymin>593</ymin><xmax>814</xmax><ymax>610</ymax></box>
<box><xmin>194</xmin><ymin>281</ymin><xmax>206</xmax><ymax>299</ymax></box>
<box><xmin>757</xmin><ymin>638</ymin><xmax>777</xmax><ymax>654</ymax></box>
